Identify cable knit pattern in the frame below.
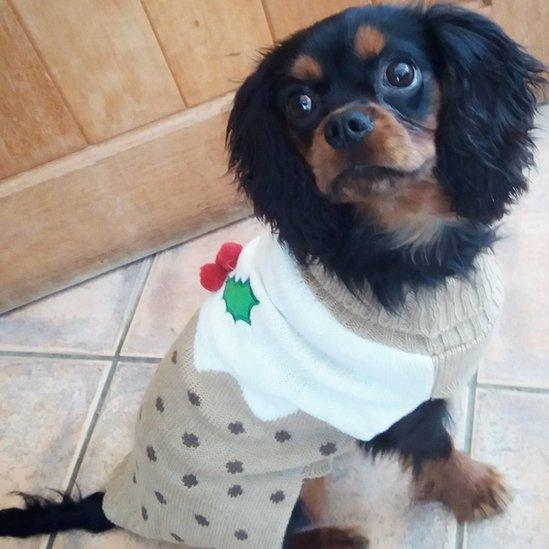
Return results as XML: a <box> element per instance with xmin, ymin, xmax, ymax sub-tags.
<box><xmin>302</xmin><ymin>250</ymin><xmax>504</xmax><ymax>397</ymax></box>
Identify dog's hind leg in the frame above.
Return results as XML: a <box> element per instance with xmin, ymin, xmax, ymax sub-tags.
<box><xmin>0</xmin><ymin>491</ymin><xmax>114</xmax><ymax>538</ymax></box>
<box><xmin>283</xmin><ymin>478</ymin><xmax>369</xmax><ymax>548</ymax></box>
<box><xmin>361</xmin><ymin>398</ymin><xmax>509</xmax><ymax>522</ymax></box>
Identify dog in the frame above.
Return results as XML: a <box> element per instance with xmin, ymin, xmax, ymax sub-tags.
<box><xmin>0</xmin><ymin>3</ymin><xmax>544</xmax><ymax>548</ymax></box>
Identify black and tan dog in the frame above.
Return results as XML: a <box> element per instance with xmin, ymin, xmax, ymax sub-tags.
<box><xmin>0</xmin><ymin>3</ymin><xmax>544</xmax><ymax>548</ymax></box>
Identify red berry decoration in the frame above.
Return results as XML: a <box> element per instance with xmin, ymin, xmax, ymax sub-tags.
<box><xmin>199</xmin><ymin>242</ymin><xmax>243</xmax><ymax>292</ymax></box>
<box><xmin>215</xmin><ymin>242</ymin><xmax>243</xmax><ymax>272</ymax></box>
<box><xmin>199</xmin><ymin>262</ymin><xmax>228</xmax><ymax>292</ymax></box>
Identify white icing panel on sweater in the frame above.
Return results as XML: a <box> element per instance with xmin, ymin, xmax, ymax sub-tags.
<box><xmin>194</xmin><ymin>233</ymin><xmax>434</xmax><ymax>441</ymax></box>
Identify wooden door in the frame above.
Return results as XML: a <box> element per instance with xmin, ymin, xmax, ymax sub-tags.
<box><xmin>0</xmin><ymin>1</ymin><xmax>546</xmax><ymax>314</ymax></box>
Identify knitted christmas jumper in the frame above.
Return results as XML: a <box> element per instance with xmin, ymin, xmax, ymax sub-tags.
<box><xmin>103</xmin><ymin>232</ymin><xmax>503</xmax><ymax>548</ymax></box>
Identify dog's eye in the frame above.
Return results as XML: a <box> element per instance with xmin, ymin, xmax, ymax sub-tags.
<box><xmin>287</xmin><ymin>93</ymin><xmax>314</xmax><ymax>118</ymax></box>
<box><xmin>385</xmin><ymin>60</ymin><xmax>417</xmax><ymax>88</ymax></box>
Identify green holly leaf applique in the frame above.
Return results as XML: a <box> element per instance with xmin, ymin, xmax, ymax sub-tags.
<box><xmin>222</xmin><ymin>276</ymin><xmax>259</xmax><ymax>325</ymax></box>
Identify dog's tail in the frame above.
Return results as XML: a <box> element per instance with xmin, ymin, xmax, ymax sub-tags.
<box><xmin>0</xmin><ymin>491</ymin><xmax>114</xmax><ymax>538</ymax></box>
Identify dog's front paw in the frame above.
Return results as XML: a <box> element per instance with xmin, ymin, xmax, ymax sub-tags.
<box><xmin>413</xmin><ymin>450</ymin><xmax>511</xmax><ymax>523</ymax></box>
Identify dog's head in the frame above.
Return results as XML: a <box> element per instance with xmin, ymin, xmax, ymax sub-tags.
<box><xmin>227</xmin><ymin>4</ymin><xmax>544</xmax><ymax>305</ymax></box>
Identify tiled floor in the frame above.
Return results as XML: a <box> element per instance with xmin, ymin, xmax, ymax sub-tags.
<box><xmin>0</xmin><ymin>107</ymin><xmax>547</xmax><ymax>548</ymax></box>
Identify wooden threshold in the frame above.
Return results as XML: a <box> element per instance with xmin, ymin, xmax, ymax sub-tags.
<box><xmin>0</xmin><ymin>92</ymin><xmax>250</xmax><ymax>314</ymax></box>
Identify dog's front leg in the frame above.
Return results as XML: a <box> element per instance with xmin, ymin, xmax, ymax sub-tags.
<box><xmin>361</xmin><ymin>399</ymin><xmax>510</xmax><ymax>522</ymax></box>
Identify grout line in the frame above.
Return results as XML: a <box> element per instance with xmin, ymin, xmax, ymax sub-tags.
<box><xmin>64</xmin><ymin>360</ymin><xmax>119</xmax><ymax>496</ymax></box>
<box><xmin>113</xmin><ymin>257</ymin><xmax>155</xmax><ymax>354</ymax></box>
<box><xmin>476</xmin><ymin>382</ymin><xmax>549</xmax><ymax>394</ymax></box>
<box><xmin>45</xmin><ymin>359</ymin><xmax>118</xmax><ymax>549</ymax></box>
<box><xmin>454</xmin><ymin>376</ymin><xmax>478</xmax><ymax>549</ymax></box>
<box><xmin>46</xmin><ymin>256</ymin><xmax>156</xmax><ymax>548</ymax></box>
<box><xmin>463</xmin><ymin>375</ymin><xmax>478</xmax><ymax>457</ymax></box>
<box><xmin>0</xmin><ymin>348</ymin><xmax>161</xmax><ymax>363</ymax></box>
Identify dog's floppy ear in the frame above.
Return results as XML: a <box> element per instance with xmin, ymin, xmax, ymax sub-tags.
<box><xmin>425</xmin><ymin>5</ymin><xmax>545</xmax><ymax>223</ymax></box>
<box><xmin>227</xmin><ymin>56</ymin><xmax>308</xmax><ymax>208</ymax></box>
<box><xmin>227</xmin><ymin>48</ymin><xmax>339</xmax><ymax>262</ymax></box>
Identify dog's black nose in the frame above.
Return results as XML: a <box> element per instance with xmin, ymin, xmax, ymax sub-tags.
<box><xmin>324</xmin><ymin>110</ymin><xmax>374</xmax><ymax>149</ymax></box>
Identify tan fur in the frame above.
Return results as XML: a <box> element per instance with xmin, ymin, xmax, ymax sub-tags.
<box><xmin>363</xmin><ymin>103</ymin><xmax>436</xmax><ymax>171</ymax></box>
<box><xmin>413</xmin><ymin>449</ymin><xmax>511</xmax><ymax>523</ymax></box>
<box><xmin>289</xmin><ymin>477</ymin><xmax>368</xmax><ymax>547</ymax></box>
<box><xmin>291</xmin><ymin>55</ymin><xmax>323</xmax><ymax>81</ymax></box>
<box><xmin>306</xmin><ymin>103</ymin><xmax>436</xmax><ymax>195</ymax></box>
<box><xmin>354</xmin><ymin>177</ymin><xmax>457</xmax><ymax>247</ymax></box>
<box><xmin>286</xmin><ymin>526</ymin><xmax>368</xmax><ymax>548</ymax></box>
<box><xmin>354</xmin><ymin>25</ymin><xmax>386</xmax><ymax>59</ymax></box>
<box><xmin>300</xmin><ymin>476</ymin><xmax>327</xmax><ymax>522</ymax></box>
<box><xmin>306</xmin><ymin>119</ymin><xmax>348</xmax><ymax>194</ymax></box>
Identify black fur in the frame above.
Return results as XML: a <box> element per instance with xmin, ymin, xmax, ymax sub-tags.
<box><xmin>0</xmin><ymin>491</ymin><xmax>114</xmax><ymax>538</ymax></box>
<box><xmin>360</xmin><ymin>399</ymin><xmax>452</xmax><ymax>476</ymax></box>
<box><xmin>227</xmin><ymin>4</ymin><xmax>544</xmax><ymax>308</ymax></box>
<box><xmin>425</xmin><ymin>5</ymin><xmax>545</xmax><ymax>223</ymax></box>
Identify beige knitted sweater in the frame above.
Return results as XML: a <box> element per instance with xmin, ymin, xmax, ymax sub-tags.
<box><xmin>103</xmin><ymin>233</ymin><xmax>503</xmax><ymax>548</ymax></box>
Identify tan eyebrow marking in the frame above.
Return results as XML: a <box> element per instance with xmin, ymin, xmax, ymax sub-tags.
<box><xmin>290</xmin><ymin>55</ymin><xmax>323</xmax><ymax>81</ymax></box>
<box><xmin>354</xmin><ymin>25</ymin><xmax>386</xmax><ymax>59</ymax></box>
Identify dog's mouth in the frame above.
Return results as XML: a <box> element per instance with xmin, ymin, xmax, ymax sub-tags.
<box><xmin>328</xmin><ymin>160</ymin><xmax>433</xmax><ymax>202</ymax></box>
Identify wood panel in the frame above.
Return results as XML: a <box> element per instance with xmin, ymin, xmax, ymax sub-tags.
<box><xmin>143</xmin><ymin>0</ymin><xmax>272</xmax><ymax>106</ymax></box>
<box><xmin>0</xmin><ymin>94</ymin><xmax>249</xmax><ymax>315</ymax></box>
<box><xmin>262</xmin><ymin>0</ymin><xmax>367</xmax><ymax>40</ymax></box>
<box><xmin>492</xmin><ymin>0</ymin><xmax>548</xmax><ymax>65</ymax></box>
<box><xmin>0</xmin><ymin>0</ymin><xmax>85</xmax><ymax>179</ymax></box>
<box><xmin>12</xmin><ymin>0</ymin><xmax>184</xmax><ymax>143</ymax></box>
<box><xmin>374</xmin><ymin>0</ymin><xmax>491</xmax><ymax>15</ymax></box>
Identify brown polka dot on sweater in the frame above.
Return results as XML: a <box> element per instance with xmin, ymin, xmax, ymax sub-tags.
<box><xmin>228</xmin><ymin>484</ymin><xmax>243</xmax><ymax>497</ymax></box>
<box><xmin>182</xmin><ymin>474</ymin><xmax>198</xmax><ymax>488</ymax></box>
<box><xmin>182</xmin><ymin>433</ymin><xmax>200</xmax><ymax>448</ymax></box>
<box><xmin>235</xmin><ymin>529</ymin><xmax>249</xmax><ymax>540</ymax></box>
<box><xmin>154</xmin><ymin>491</ymin><xmax>166</xmax><ymax>504</ymax></box>
<box><xmin>270</xmin><ymin>490</ymin><xmax>285</xmax><ymax>503</ymax></box>
<box><xmin>187</xmin><ymin>390</ymin><xmax>201</xmax><ymax>406</ymax></box>
<box><xmin>275</xmin><ymin>430</ymin><xmax>291</xmax><ymax>443</ymax></box>
<box><xmin>228</xmin><ymin>421</ymin><xmax>245</xmax><ymax>435</ymax></box>
<box><xmin>170</xmin><ymin>532</ymin><xmax>184</xmax><ymax>542</ymax></box>
<box><xmin>146</xmin><ymin>445</ymin><xmax>157</xmax><ymax>462</ymax></box>
<box><xmin>226</xmin><ymin>460</ymin><xmax>244</xmax><ymax>474</ymax></box>
<box><xmin>195</xmin><ymin>514</ymin><xmax>210</xmax><ymax>527</ymax></box>
<box><xmin>155</xmin><ymin>396</ymin><xmax>164</xmax><ymax>413</ymax></box>
<box><xmin>171</xmin><ymin>350</ymin><xmax>178</xmax><ymax>364</ymax></box>
<box><xmin>319</xmin><ymin>442</ymin><xmax>337</xmax><ymax>456</ymax></box>
<box><xmin>141</xmin><ymin>506</ymin><xmax>148</xmax><ymax>521</ymax></box>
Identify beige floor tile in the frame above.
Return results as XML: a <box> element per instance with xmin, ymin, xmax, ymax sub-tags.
<box><xmin>53</xmin><ymin>361</ymin><xmax>175</xmax><ymax>548</ymax></box>
<box><xmin>465</xmin><ymin>388</ymin><xmax>549</xmax><ymax>548</ymax></box>
<box><xmin>69</xmin><ymin>362</ymin><xmax>157</xmax><ymax>493</ymax></box>
<box><xmin>480</xmin><ymin>107</ymin><xmax>549</xmax><ymax>388</ymax></box>
<box><xmin>0</xmin><ymin>358</ymin><xmax>109</xmax><ymax>549</ymax></box>
<box><xmin>0</xmin><ymin>261</ymin><xmax>147</xmax><ymax>355</ymax></box>
<box><xmin>122</xmin><ymin>218</ymin><xmax>264</xmax><ymax>357</ymax></box>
